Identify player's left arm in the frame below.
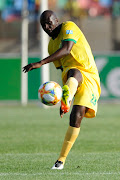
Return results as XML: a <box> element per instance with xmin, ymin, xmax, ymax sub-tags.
<box><xmin>22</xmin><ymin>40</ymin><xmax>74</xmax><ymax>73</ymax></box>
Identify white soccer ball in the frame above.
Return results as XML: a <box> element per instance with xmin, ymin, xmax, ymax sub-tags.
<box><xmin>38</xmin><ymin>81</ymin><xmax>62</xmax><ymax>106</ymax></box>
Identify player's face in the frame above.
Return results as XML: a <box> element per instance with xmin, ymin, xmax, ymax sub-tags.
<box><xmin>40</xmin><ymin>14</ymin><xmax>59</xmax><ymax>37</ymax></box>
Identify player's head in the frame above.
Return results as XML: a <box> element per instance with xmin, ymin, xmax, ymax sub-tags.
<box><xmin>40</xmin><ymin>10</ymin><xmax>59</xmax><ymax>37</ymax></box>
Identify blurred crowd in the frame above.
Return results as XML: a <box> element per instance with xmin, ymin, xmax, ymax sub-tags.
<box><xmin>0</xmin><ymin>0</ymin><xmax>40</xmax><ymax>22</ymax></box>
<box><xmin>0</xmin><ymin>0</ymin><xmax>120</xmax><ymax>23</ymax></box>
<box><xmin>0</xmin><ymin>0</ymin><xmax>120</xmax><ymax>53</ymax></box>
<box><xmin>62</xmin><ymin>0</ymin><xmax>120</xmax><ymax>18</ymax></box>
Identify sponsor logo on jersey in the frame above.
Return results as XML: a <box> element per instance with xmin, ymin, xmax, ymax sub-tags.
<box><xmin>66</xmin><ymin>30</ymin><xmax>73</xmax><ymax>34</ymax></box>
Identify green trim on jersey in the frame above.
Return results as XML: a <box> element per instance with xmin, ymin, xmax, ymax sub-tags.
<box><xmin>62</xmin><ymin>38</ymin><xmax>77</xmax><ymax>44</ymax></box>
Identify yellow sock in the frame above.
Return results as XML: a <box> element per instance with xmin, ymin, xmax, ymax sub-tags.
<box><xmin>58</xmin><ymin>126</ymin><xmax>80</xmax><ymax>164</ymax></box>
<box><xmin>66</xmin><ymin>77</ymin><xmax>78</xmax><ymax>100</ymax></box>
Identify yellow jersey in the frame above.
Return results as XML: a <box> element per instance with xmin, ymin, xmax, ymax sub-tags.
<box><xmin>48</xmin><ymin>21</ymin><xmax>95</xmax><ymax>69</ymax></box>
<box><xmin>48</xmin><ymin>21</ymin><xmax>100</xmax><ymax>90</ymax></box>
<box><xmin>48</xmin><ymin>21</ymin><xmax>101</xmax><ymax>118</ymax></box>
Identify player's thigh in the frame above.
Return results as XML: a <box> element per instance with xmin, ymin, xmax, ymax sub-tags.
<box><xmin>70</xmin><ymin>105</ymin><xmax>87</xmax><ymax>128</ymax></box>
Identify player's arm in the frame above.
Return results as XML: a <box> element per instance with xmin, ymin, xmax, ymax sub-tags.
<box><xmin>22</xmin><ymin>40</ymin><xmax>74</xmax><ymax>73</ymax></box>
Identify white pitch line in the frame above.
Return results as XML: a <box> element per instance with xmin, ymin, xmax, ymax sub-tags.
<box><xmin>0</xmin><ymin>172</ymin><xmax>120</xmax><ymax>176</ymax></box>
<box><xmin>0</xmin><ymin>153</ymin><xmax>58</xmax><ymax>156</ymax></box>
<box><xmin>0</xmin><ymin>151</ymin><xmax>120</xmax><ymax>157</ymax></box>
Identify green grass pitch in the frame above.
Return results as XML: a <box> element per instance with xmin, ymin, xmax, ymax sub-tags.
<box><xmin>0</xmin><ymin>103</ymin><xmax>120</xmax><ymax>180</ymax></box>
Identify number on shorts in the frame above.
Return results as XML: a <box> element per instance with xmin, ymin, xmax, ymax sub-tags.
<box><xmin>90</xmin><ymin>94</ymin><xmax>97</xmax><ymax>106</ymax></box>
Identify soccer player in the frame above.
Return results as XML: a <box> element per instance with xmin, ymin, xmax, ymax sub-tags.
<box><xmin>23</xmin><ymin>10</ymin><xmax>101</xmax><ymax>170</ymax></box>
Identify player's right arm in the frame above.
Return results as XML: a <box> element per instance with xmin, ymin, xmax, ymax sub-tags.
<box><xmin>22</xmin><ymin>40</ymin><xmax>74</xmax><ymax>73</ymax></box>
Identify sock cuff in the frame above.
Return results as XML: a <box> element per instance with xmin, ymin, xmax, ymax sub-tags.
<box><xmin>68</xmin><ymin>126</ymin><xmax>80</xmax><ymax>135</ymax></box>
<box><xmin>66</xmin><ymin>77</ymin><xmax>78</xmax><ymax>87</ymax></box>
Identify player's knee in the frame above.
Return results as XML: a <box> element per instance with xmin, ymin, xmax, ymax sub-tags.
<box><xmin>70</xmin><ymin>110</ymin><xmax>83</xmax><ymax>128</ymax></box>
<box><xmin>70</xmin><ymin>105</ymin><xmax>85</xmax><ymax>128</ymax></box>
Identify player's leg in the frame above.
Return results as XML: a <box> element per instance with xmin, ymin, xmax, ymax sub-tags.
<box><xmin>52</xmin><ymin>69</ymin><xmax>84</xmax><ymax>169</ymax></box>
<box><xmin>70</xmin><ymin>105</ymin><xmax>87</xmax><ymax>127</ymax></box>
<box><xmin>52</xmin><ymin>105</ymin><xmax>87</xmax><ymax>169</ymax></box>
<box><xmin>58</xmin><ymin>105</ymin><xmax>86</xmax><ymax>163</ymax></box>
<box><xmin>61</xmin><ymin>69</ymin><xmax>82</xmax><ymax>117</ymax></box>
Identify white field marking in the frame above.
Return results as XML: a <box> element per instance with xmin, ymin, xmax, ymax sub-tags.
<box><xmin>0</xmin><ymin>172</ymin><xmax>120</xmax><ymax>176</ymax></box>
<box><xmin>0</xmin><ymin>153</ymin><xmax>57</xmax><ymax>156</ymax></box>
<box><xmin>0</xmin><ymin>152</ymin><xmax>120</xmax><ymax>156</ymax></box>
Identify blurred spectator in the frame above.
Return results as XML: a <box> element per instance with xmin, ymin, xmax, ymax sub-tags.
<box><xmin>77</xmin><ymin>0</ymin><xmax>91</xmax><ymax>10</ymax></box>
<box><xmin>49</xmin><ymin>0</ymin><xmax>57</xmax><ymax>10</ymax></box>
<box><xmin>77</xmin><ymin>0</ymin><xmax>114</xmax><ymax>17</ymax></box>
<box><xmin>1</xmin><ymin>8</ymin><xmax>21</xmax><ymax>22</ymax></box>
<box><xmin>88</xmin><ymin>0</ymin><xmax>101</xmax><ymax>17</ymax></box>
<box><xmin>0</xmin><ymin>1</ymin><xmax>6</xmax><ymax>11</ymax></box>
<box><xmin>112</xmin><ymin>0</ymin><xmax>120</xmax><ymax>17</ymax></box>
<box><xmin>14</xmin><ymin>0</ymin><xmax>23</xmax><ymax>11</ymax></box>
<box><xmin>35</xmin><ymin>0</ymin><xmax>40</xmax><ymax>12</ymax></box>
<box><xmin>77</xmin><ymin>0</ymin><xmax>91</xmax><ymax>17</ymax></box>
<box><xmin>99</xmin><ymin>0</ymin><xmax>113</xmax><ymax>16</ymax></box>
<box><xmin>0</xmin><ymin>0</ymin><xmax>40</xmax><ymax>22</ymax></box>
<box><xmin>1</xmin><ymin>0</ymin><xmax>22</xmax><ymax>22</ymax></box>
<box><xmin>99</xmin><ymin>0</ymin><xmax>113</xmax><ymax>7</ymax></box>
<box><xmin>64</xmin><ymin>0</ymin><xmax>88</xmax><ymax>18</ymax></box>
<box><xmin>28</xmin><ymin>0</ymin><xmax>35</xmax><ymax>11</ymax></box>
<box><xmin>57</xmin><ymin>0</ymin><xmax>68</xmax><ymax>9</ymax></box>
<box><xmin>77</xmin><ymin>0</ymin><xmax>101</xmax><ymax>17</ymax></box>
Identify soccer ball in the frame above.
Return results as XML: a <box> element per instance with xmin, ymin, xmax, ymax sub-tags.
<box><xmin>38</xmin><ymin>81</ymin><xmax>62</xmax><ymax>106</ymax></box>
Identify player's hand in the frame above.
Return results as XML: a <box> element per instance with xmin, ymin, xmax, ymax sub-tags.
<box><xmin>22</xmin><ymin>62</ymin><xmax>41</xmax><ymax>73</ymax></box>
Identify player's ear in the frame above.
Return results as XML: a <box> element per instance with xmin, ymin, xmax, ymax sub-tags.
<box><xmin>55</xmin><ymin>18</ymin><xmax>59</xmax><ymax>24</ymax></box>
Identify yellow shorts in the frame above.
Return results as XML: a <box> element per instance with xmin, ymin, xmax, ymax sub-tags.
<box><xmin>62</xmin><ymin>67</ymin><xmax>101</xmax><ymax>118</ymax></box>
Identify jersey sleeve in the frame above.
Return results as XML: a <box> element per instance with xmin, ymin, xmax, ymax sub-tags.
<box><xmin>62</xmin><ymin>21</ymin><xmax>80</xmax><ymax>43</ymax></box>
